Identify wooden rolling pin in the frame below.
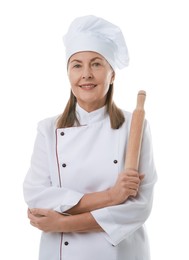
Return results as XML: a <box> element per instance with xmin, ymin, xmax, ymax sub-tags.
<box><xmin>124</xmin><ymin>90</ymin><xmax>146</xmax><ymax>171</ymax></box>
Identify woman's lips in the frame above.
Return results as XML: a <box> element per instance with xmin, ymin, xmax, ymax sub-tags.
<box><xmin>79</xmin><ymin>84</ymin><xmax>97</xmax><ymax>90</ymax></box>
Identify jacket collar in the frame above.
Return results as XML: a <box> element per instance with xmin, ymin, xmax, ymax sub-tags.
<box><xmin>76</xmin><ymin>103</ymin><xmax>108</xmax><ymax>126</ymax></box>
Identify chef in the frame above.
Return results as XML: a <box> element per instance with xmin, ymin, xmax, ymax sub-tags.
<box><xmin>23</xmin><ymin>15</ymin><xmax>157</xmax><ymax>260</ymax></box>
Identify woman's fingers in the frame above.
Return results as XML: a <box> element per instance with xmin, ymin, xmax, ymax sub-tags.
<box><xmin>29</xmin><ymin>208</ymin><xmax>48</xmax><ymax>217</ymax></box>
<box><xmin>27</xmin><ymin>208</ymin><xmax>64</xmax><ymax>232</ymax></box>
<box><xmin>108</xmin><ymin>170</ymin><xmax>145</xmax><ymax>205</ymax></box>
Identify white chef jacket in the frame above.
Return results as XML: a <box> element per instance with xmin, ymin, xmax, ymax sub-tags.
<box><xmin>23</xmin><ymin>104</ymin><xmax>157</xmax><ymax>260</ymax></box>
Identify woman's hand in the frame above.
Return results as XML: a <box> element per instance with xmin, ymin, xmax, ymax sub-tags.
<box><xmin>28</xmin><ymin>208</ymin><xmax>64</xmax><ymax>232</ymax></box>
<box><xmin>28</xmin><ymin>209</ymin><xmax>103</xmax><ymax>233</ymax></box>
<box><xmin>108</xmin><ymin>170</ymin><xmax>144</xmax><ymax>205</ymax></box>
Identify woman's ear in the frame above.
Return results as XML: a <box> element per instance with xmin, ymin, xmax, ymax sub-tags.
<box><xmin>111</xmin><ymin>71</ymin><xmax>115</xmax><ymax>84</ymax></box>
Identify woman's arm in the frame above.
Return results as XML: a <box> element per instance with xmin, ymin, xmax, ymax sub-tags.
<box><xmin>90</xmin><ymin>121</ymin><xmax>158</xmax><ymax>246</ymax></box>
<box><xmin>28</xmin><ymin>171</ymin><xmax>144</xmax><ymax>233</ymax></box>
<box><xmin>28</xmin><ymin>209</ymin><xmax>103</xmax><ymax>233</ymax></box>
<box><xmin>66</xmin><ymin>170</ymin><xmax>144</xmax><ymax>215</ymax></box>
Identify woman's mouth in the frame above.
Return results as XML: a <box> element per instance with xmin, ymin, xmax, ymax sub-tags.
<box><xmin>79</xmin><ymin>84</ymin><xmax>97</xmax><ymax>90</ymax></box>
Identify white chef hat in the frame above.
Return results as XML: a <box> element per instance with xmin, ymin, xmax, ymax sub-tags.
<box><xmin>63</xmin><ymin>15</ymin><xmax>129</xmax><ymax>70</ymax></box>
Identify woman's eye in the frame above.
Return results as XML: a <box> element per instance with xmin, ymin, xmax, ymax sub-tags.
<box><xmin>92</xmin><ymin>62</ymin><xmax>101</xmax><ymax>67</ymax></box>
<box><xmin>73</xmin><ymin>64</ymin><xmax>81</xmax><ymax>68</ymax></box>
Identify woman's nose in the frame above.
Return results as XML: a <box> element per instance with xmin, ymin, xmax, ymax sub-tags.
<box><xmin>82</xmin><ymin>67</ymin><xmax>93</xmax><ymax>79</ymax></box>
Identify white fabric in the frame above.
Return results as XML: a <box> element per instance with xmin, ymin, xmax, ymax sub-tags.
<box><xmin>63</xmin><ymin>15</ymin><xmax>129</xmax><ymax>70</ymax></box>
<box><xmin>23</xmin><ymin>104</ymin><xmax>157</xmax><ymax>260</ymax></box>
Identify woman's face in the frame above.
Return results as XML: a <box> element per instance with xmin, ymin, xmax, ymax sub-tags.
<box><xmin>67</xmin><ymin>51</ymin><xmax>115</xmax><ymax>112</ymax></box>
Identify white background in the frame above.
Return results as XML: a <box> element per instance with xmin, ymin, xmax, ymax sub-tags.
<box><xmin>0</xmin><ymin>0</ymin><xmax>189</xmax><ymax>259</ymax></box>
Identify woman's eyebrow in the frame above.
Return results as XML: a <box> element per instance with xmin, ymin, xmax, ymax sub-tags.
<box><xmin>91</xmin><ymin>57</ymin><xmax>103</xmax><ymax>62</ymax></box>
<box><xmin>70</xmin><ymin>59</ymin><xmax>82</xmax><ymax>63</ymax></box>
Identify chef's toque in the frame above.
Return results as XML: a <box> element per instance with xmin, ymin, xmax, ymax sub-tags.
<box><xmin>63</xmin><ymin>15</ymin><xmax>129</xmax><ymax>70</ymax></box>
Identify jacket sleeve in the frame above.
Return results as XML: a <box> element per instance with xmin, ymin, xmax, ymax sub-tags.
<box><xmin>91</xmin><ymin>120</ymin><xmax>157</xmax><ymax>246</ymax></box>
<box><xmin>23</xmin><ymin>119</ymin><xmax>84</xmax><ymax>212</ymax></box>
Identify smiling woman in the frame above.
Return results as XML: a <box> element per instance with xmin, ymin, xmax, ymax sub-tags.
<box><xmin>57</xmin><ymin>50</ymin><xmax>125</xmax><ymax>129</ymax></box>
<box><xmin>23</xmin><ymin>15</ymin><xmax>157</xmax><ymax>260</ymax></box>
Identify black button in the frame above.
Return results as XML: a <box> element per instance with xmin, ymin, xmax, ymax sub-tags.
<box><xmin>62</xmin><ymin>163</ymin><xmax>67</xmax><ymax>167</ymax></box>
<box><xmin>113</xmin><ymin>160</ymin><xmax>118</xmax><ymax>164</ymax></box>
<box><xmin>64</xmin><ymin>241</ymin><xmax>69</xmax><ymax>246</ymax></box>
<box><xmin>60</xmin><ymin>132</ymin><xmax>64</xmax><ymax>136</ymax></box>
